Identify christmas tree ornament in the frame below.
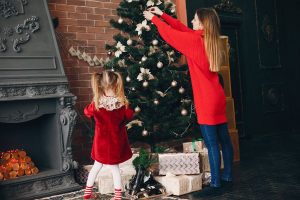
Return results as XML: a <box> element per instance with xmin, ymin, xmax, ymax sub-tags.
<box><xmin>157</xmin><ymin>61</ymin><xmax>163</xmax><ymax>68</ymax></box>
<box><xmin>153</xmin><ymin>99</ymin><xmax>159</xmax><ymax>105</ymax></box>
<box><xmin>137</xmin><ymin>68</ymin><xmax>155</xmax><ymax>81</ymax></box>
<box><xmin>107</xmin><ymin>50</ymin><xmax>113</xmax><ymax>57</ymax></box>
<box><xmin>141</xmin><ymin>56</ymin><xmax>147</xmax><ymax>62</ymax></box>
<box><xmin>115</xmin><ymin>41</ymin><xmax>126</xmax><ymax>57</ymax></box>
<box><xmin>127</xmin><ymin>39</ymin><xmax>133</xmax><ymax>45</ymax></box>
<box><xmin>126</xmin><ymin>76</ymin><xmax>131</xmax><ymax>82</ymax></box>
<box><xmin>142</xmin><ymin>129</ymin><xmax>148</xmax><ymax>136</ymax></box>
<box><xmin>118</xmin><ymin>17</ymin><xmax>123</xmax><ymax>24</ymax></box>
<box><xmin>152</xmin><ymin>39</ymin><xmax>158</xmax><ymax>46</ymax></box>
<box><xmin>181</xmin><ymin>108</ymin><xmax>188</xmax><ymax>116</ymax></box>
<box><xmin>171</xmin><ymin>80</ymin><xmax>178</xmax><ymax>87</ymax></box>
<box><xmin>179</xmin><ymin>87</ymin><xmax>185</xmax><ymax>94</ymax></box>
<box><xmin>131</xmin><ymin>87</ymin><xmax>136</xmax><ymax>91</ymax></box>
<box><xmin>135</xmin><ymin>20</ymin><xmax>150</xmax><ymax>35</ymax></box>
<box><xmin>134</xmin><ymin>106</ymin><xmax>141</xmax><ymax>113</ymax></box>
<box><xmin>143</xmin><ymin>81</ymin><xmax>149</xmax><ymax>87</ymax></box>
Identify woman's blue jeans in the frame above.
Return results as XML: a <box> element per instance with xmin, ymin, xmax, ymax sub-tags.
<box><xmin>200</xmin><ymin>123</ymin><xmax>233</xmax><ymax>187</ymax></box>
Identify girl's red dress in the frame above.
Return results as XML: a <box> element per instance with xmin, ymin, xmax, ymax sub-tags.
<box><xmin>152</xmin><ymin>13</ymin><xmax>227</xmax><ymax>125</ymax></box>
<box><xmin>84</xmin><ymin>102</ymin><xmax>133</xmax><ymax>164</ymax></box>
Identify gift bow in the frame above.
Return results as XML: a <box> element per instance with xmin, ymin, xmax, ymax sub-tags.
<box><xmin>192</xmin><ymin>138</ymin><xmax>203</xmax><ymax>152</ymax></box>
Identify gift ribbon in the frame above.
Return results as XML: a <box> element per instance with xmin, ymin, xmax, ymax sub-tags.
<box><xmin>192</xmin><ymin>138</ymin><xmax>203</xmax><ymax>152</ymax></box>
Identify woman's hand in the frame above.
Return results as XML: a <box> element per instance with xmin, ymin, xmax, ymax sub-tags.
<box><xmin>143</xmin><ymin>11</ymin><xmax>154</xmax><ymax>21</ymax></box>
<box><xmin>148</xmin><ymin>6</ymin><xmax>163</xmax><ymax>16</ymax></box>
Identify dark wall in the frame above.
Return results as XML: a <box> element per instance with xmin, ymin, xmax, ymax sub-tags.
<box><xmin>186</xmin><ymin>0</ymin><xmax>300</xmax><ymax>136</ymax></box>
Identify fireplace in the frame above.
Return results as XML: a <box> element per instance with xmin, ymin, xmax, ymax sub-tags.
<box><xmin>0</xmin><ymin>0</ymin><xmax>81</xmax><ymax>199</ymax></box>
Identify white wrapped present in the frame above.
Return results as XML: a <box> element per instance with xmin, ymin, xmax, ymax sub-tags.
<box><xmin>199</xmin><ymin>148</ymin><xmax>224</xmax><ymax>172</ymax></box>
<box><xmin>96</xmin><ymin>154</ymin><xmax>138</xmax><ymax>194</ymax></box>
<box><xmin>154</xmin><ymin>173</ymin><xmax>202</xmax><ymax>196</ymax></box>
<box><xmin>158</xmin><ymin>153</ymin><xmax>200</xmax><ymax>175</ymax></box>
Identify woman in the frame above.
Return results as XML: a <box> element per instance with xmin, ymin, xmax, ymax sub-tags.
<box><xmin>144</xmin><ymin>7</ymin><xmax>234</xmax><ymax>195</ymax></box>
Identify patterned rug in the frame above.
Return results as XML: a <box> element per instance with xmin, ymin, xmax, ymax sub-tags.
<box><xmin>37</xmin><ymin>188</ymin><xmax>188</xmax><ymax>200</ymax></box>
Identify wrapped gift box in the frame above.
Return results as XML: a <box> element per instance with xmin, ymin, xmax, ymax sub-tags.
<box><xmin>158</xmin><ymin>153</ymin><xmax>200</xmax><ymax>175</ymax></box>
<box><xmin>97</xmin><ymin>165</ymin><xmax>135</xmax><ymax>194</ymax></box>
<box><xmin>199</xmin><ymin>148</ymin><xmax>224</xmax><ymax>172</ymax></box>
<box><xmin>154</xmin><ymin>173</ymin><xmax>202</xmax><ymax>196</ymax></box>
<box><xmin>183</xmin><ymin>139</ymin><xmax>205</xmax><ymax>153</ymax></box>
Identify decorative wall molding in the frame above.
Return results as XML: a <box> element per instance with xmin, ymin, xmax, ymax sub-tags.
<box><xmin>59</xmin><ymin>96</ymin><xmax>78</xmax><ymax>171</ymax></box>
<box><xmin>214</xmin><ymin>0</ymin><xmax>242</xmax><ymax>14</ymax></box>
<box><xmin>254</xmin><ymin>0</ymin><xmax>281</xmax><ymax>69</ymax></box>
<box><xmin>0</xmin><ymin>84</ymin><xmax>69</xmax><ymax>99</ymax></box>
<box><xmin>0</xmin><ymin>16</ymin><xmax>40</xmax><ymax>53</ymax></box>
<box><xmin>262</xmin><ymin>83</ymin><xmax>285</xmax><ymax>113</ymax></box>
<box><xmin>0</xmin><ymin>105</ymin><xmax>39</xmax><ymax>122</ymax></box>
<box><xmin>0</xmin><ymin>0</ymin><xmax>28</xmax><ymax>18</ymax></box>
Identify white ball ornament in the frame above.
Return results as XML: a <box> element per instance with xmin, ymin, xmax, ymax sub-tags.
<box><xmin>134</xmin><ymin>106</ymin><xmax>141</xmax><ymax>113</ymax></box>
<box><xmin>118</xmin><ymin>18</ymin><xmax>123</xmax><ymax>24</ymax></box>
<box><xmin>126</xmin><ymin>76</ymin><xmax>131</xmax><ymax>82</ymax></box>
<box><xmin>152</xmin><ymin>39</ymin><xmax>158</xmax><ymax>46</ymax></box>
<box><xmin>154</xmin><ymin>99</ymin><xmax>159</xmax><ymax>105</ymax></box>
<box><xmin>143</xmin><ymin>81</ymin><xmax>149</xmax><ymax>87</ymax></box>
<box><xmin>141</xmin><ymin>56</ymin><xmax>147</xmax><ymax>62</ymax></box>
<box><xmin>181</xmin><ymin>109</ymin><xmax>188</xmax><ymax>116</ymax></box>
<box><xmin>157</xmin><ymin>61</ymin><xmax>163</xmax><ymax>68</ymax></box>
<box><xmin>171</xmin><ymin>80</ymin><xmax>178</xmax><ymax>87</ymax></box>
<box><xmin>127</xmin><ymin>39</ymin><xmax>132</xmax><ymax>45</ymax></box>
<box><xmin>142</xmin><ymin>129</ymin><xmax>148</xmax><ymax>136</ymax></box>
<box><xmin>179</xmin><ymin>87</ymin><xmax>185</xmax><ymax>94</ymax></box>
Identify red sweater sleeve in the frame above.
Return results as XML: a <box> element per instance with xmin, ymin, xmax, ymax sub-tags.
<box><xmin>151</xmin><ymin>16</ymin><xmax>201</xmax><ymax>58</ymax></box>
<box><xmin>124</xmin><ymin>106</ymin><xmax>134</xmax><ymax>121</ymax></box>
<box><xmin>161</xmin><ymin>13</ymin><xmax>193</xmax><ymax>32</ymax></box>
<box><xmin>84</xmin><ymin>101</ymin><xmax>95</xmax><ymax>118</ymax></box>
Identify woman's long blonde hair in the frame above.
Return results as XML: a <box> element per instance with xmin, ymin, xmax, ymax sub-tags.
<box><xmin>91</xmin><ymin>70</ymin><xmax>128</xmax><ymax>109</ymax></box>
<box><xmin>196</xmin><ymin>8</ymin><xmax>221</xmax><ymax>72</ymax></box>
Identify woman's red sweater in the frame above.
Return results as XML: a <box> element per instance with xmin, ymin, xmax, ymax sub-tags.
<box><xmin>152</xmin><ymin>13</ymin><xmax>227</xmax><ymax>125</ymax></box>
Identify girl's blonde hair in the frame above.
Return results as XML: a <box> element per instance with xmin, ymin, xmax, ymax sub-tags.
<box><xmin>91</xmin><ymin>70</ymin><xmax>128</xmax><ymax>109</ymax></box>
<box><xmin>196</xmin><ymin>8</ymin><xmax>221</xmax><ymax>72</ymax></box>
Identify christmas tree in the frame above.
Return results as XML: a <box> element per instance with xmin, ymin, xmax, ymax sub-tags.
<box><xmin>104</xmin><ymin>0</ymin><xmax>198</xmax><ymax>146</ymax></box>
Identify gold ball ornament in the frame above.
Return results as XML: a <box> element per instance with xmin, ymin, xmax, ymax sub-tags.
<box><xmin>141</xmin><ymin>56</ymin><xmax>147</xmax><ymax>62</ymax></box>
<box><xmin>179</xmin><ymin>87</ymin><xmax>185</xmax><ymax>94</ymax></box>
<box><xmin>171</xmin><ymin>80</ymin><xmax>178</xmax><ymax>87</ymax></box>
<box><xmin>157</xmin><ymin>61</ymin><xmax>163</xmax><ymax>68</ymax></box>
<box><xmin>118</xmin><ymin>18</ymin><xmax>123</xmax><ymax>24</ymax></box>
<box><xmin>142</xmin><ymin>130</ymin><xmax>148</xmax><ymax>136</ymax></box>
<box><xmin>127</xmin><ymin>39</ymin><xmax>132</xmax><ymax>45</ymax></box>
<box><xmin>134</xmin><ymin>106</ymin><xmax>141</xmax><ymax>113</ymax></box>
<box><xmin>107</xmin><ymin>50</ymin><xmax>113</xmax><ymax>57</ymax></box>
<box><xmin>181</xmin><ymin>109</ymin><xmax>188</xmax><ymax>116</ymax></box>
<box><xmin>126</xmin><ymin>76</ymin><xmax>131</xmax><ymax>82</ymax></box>
<box><xmin>152</xmin><ymin>39</ymin><xmax>158</xmax><ymax>45</ymax></box>
<box><xmin>143</xmin><ymin>81</ymin><xmax>149</xmax><ymax>87</ymax></box>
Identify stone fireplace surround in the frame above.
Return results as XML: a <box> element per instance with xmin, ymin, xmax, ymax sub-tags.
<box><xmin>0</xmin><ymin>0</ymin><xmax>81</xmax><ymax>199</ymax></box>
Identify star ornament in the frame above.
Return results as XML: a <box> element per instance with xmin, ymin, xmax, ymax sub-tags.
<box><xmin>135</xmin><ymin>20</ymin><xmax>150</xmax><ymax>35</ymax></box>
<box><xmin>137</xmin><ymin>67</ymin><xmax>155</xmax><ymax>81</ymax></box>
<box><xmin>115</xmin><ymin>41</ymin><xmax>126</xmax><ymax>57</ymax></box>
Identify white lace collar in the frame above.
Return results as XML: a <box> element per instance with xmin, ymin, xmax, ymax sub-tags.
<box><xmin>98</xmin><ymin>95</ymin><xmax>124</xmax><ymax>111</ymax></box>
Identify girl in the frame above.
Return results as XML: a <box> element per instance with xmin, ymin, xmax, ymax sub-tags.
<box><xmin>143</xmin><ymin>7</ymin><xmax>234</xmax><ymax>194</ymax></box>
<box><xmin>83</xmin><ymin>70</ymin><xmax>134</xmax><ymax>200</ymax></box>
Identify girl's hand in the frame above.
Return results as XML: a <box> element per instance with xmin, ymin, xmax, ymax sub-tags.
<box><xmin>148</xmin><ymin>6</ymin><xmax>163</xmax><ymax>16</ymax></box>
<box><xmin>143</xmin><ymin>11</ymin><xmax>154</xmax><ymax>21</ymax></box>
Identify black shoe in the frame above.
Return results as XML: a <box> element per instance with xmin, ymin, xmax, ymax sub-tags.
<box><xmin>195</xmin><ymin>186</ymin><xmax>223</xmax><ymax>197</ymax></box>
